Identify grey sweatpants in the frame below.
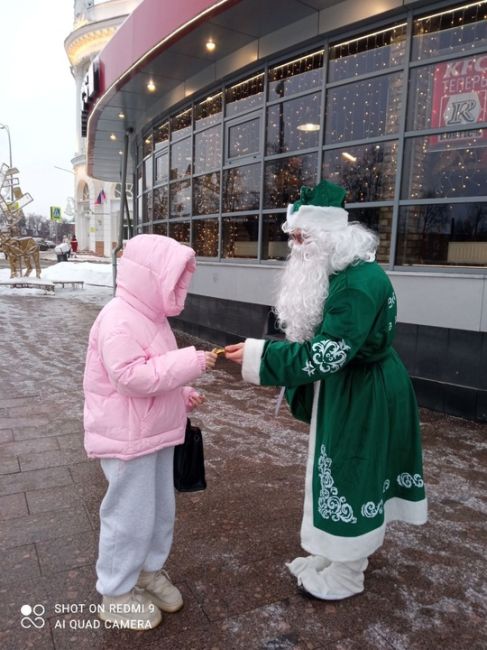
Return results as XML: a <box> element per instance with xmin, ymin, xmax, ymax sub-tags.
<box><xmin>96</xmin><ymin>446</ymin><xmax>175</xmax><ymax>596</ymax></box>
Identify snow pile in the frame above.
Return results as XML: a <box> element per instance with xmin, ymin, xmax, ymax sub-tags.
<box><xmin>42</xmin><ymin>262</ymin><xmax>113</xmax><ymax>287</ymax></box>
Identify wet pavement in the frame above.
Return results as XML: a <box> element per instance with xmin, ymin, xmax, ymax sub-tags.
<box><xmin>0</xmin><ymin>285</ymin><xmax>486</xmax><ymax>649</ymax></box>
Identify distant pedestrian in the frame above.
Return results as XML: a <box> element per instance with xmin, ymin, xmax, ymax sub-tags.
<box><xmin>83</xmin><ymin>234</ymin><xmax>217</xmax><ymax>629</ymax></box>
<box><xmin>225</xmin><ymin>179</ymin><xmax>427</xmax><ymax>601</ymax></box>
<box><xmin>70</xmin><ymin>233</ymin><xmax>78</xmax><ymax>257</ymax></box>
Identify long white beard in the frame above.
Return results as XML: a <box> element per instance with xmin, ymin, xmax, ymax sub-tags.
<box><xmin>274</xmin><ymin>240</ymin><xmax>330</xmax><ymax>343</ymax></box>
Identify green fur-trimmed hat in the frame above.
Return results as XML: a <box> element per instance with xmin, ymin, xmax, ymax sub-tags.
<box><xmin>285</xmin><ymin>179</ymin><xmax>348</xmax><ymax>232</ymax></box>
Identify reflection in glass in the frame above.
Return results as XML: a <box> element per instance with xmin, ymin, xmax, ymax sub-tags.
<box><xmin>193</xmin><ymin>173</ymin><xmax>220</xmax><ymax>216</ymax></box>
<box><xmin>169</xmin><ymin>221</ymin><xmax>190</xmax><ymax>244</ymax></box>
<box><xmin>143</xmin><ymin>134</ymin><xmax>153</xmax><ymax>158</ymax></box>
<box><xmin>194</xmin><ymin>126</ymin><xmax>221</xmax><ymax>174</ymax></box>
<box><xmin>171</xmin><ymin>108</ymin><xmax>192</xmax><ymax>140</ymax></box>
<box><xmin>266</xmin><ymin>93</ymin><xmax>321</xmax><ymax>155</ymax></box>
<box><xmin>144</xmin><ymin>157</ymin><xmax>153</xmax><ymax>190</ymax></box>
<box><xmin>396</xmin><ymin>203</ymin><xmax>487</xmax><ymax>266</ymax></box>
<box><xmin>225</xmin><ymin>73</ymin><xmax>264</xmax><ymax>116</ymax></box>
<box><xmin>262</xmin><ymin>214</ymin><xmax>289</xmax><ymax>260</ymax></box>
<box><xmin>153</xmin><ymin>186</ymin><xmax>168</xmax><ymax>220</ymax></box>
<box><xmin>195</xmin><ymin>93</ymin><xmax>222</xmax><ymax>129</ymax></box>
<box><xmin>347</xmin><ymin>207</ymin><xmax>392</xmax><ymax>263</ymax></box>
<box><xmin>154</xmin><ymin>122</ymin><xmax>169</xmax><ymax>151</ymax></box>
<box><xmin>228</xmin><ymin>118</ymin><xmax>260</xmax><ymax>160</ymax></box>
<box><xmin>170</xmin><ymin>138</ymin><xmax>191</xmax><ymax>180</ymax></box>
<box><xmin>268</xmin><ymin>50</ymin><xmax>324</xmax><ymax>100</ymax></box>
<box><xmin>222</xmin><ymin>164</ymin><xmax>261</xmax><ymax>212</ymax></box>
<box><xmin>329</xmin><ymin>24</ymin><xmax>406</xmax><ymax>82</ymax></box>
<box><xmin>412</xmin><ymin>1</ymin><xmax>487</xmax><ymax>61</ymax></box>
<box><xmin>193</xmin><ymin>219</ymin><xmax>219</xmax><ymax>256</ymax></box>
<box><xmin>326</xmin><ymin>74</ymin><xmax>403</xmax><ymax>144</ymax></box>
<box><xmin>155</xmin><ymin>153</ymin><xmax>169</xmax><ymax>184</ymax></box>
<box><xmin>402</xmin><ymin>131</ymin><xmax>486</xmax><ymax>199</ymax></box>
<box><xmin>323</xmin><ymin>142</ymin><xmax>398</xmax><ymax>202</ymax></box>
<box><xmin>222</xmin><ymin>216</ymin><xmax>259</xmax><ymax>258</ymax></box>
<box><xmin>407</xmin><ymin>56</ymin><xmax>487</xmax><ymax>131</ymax></box>
<box><xmin>170</xmin><ymin>180</ymin><xmax>191</xmax><ymax>218</ymax></box>
<box><xmin>264</xmin><ymin>154</ymin><xmax>317</xmax><ymax>209</ymax></box>
<box><xmin>142</xmin><ymin>192</ymin><xmax>152</xmax><ymax>223</ymax></box>
<box><xmin>153</xmin><ymin>222</ymin><xmax>168</xmax><ymax>236</ymax></box>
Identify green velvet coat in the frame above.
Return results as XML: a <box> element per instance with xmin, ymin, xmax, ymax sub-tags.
<box><xmin>242</xmin><ymin>261</ymin><xmax>427</xmax><ymax>561</ymax></box>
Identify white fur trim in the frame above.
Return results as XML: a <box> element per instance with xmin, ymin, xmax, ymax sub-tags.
<box><xmin>285</xmin><ymin>205</ymin><xmax>348</xmax><ymax>231</ymax></box>
<box><xmin>242</xmin><ymin>338</ymin><xmax>266</xmax><ymax>385</ymax></box>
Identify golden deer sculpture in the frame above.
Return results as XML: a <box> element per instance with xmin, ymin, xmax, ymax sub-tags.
<box><xmin>0</xmin><ymin>231</ymin><xmax>41</xmax><ymax>279</ymax></box>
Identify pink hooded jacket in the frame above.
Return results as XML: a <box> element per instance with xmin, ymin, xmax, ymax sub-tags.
<box><xmin>83</xmin><ymin>235</ymin><xmax>206</xmax><ymax>460</ymax></box>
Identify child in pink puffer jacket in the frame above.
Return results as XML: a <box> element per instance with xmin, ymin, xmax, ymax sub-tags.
<box><xmin>83</xmin><ymin>234</ymin><xmax>217</xmax><ymax>629</ymax></box>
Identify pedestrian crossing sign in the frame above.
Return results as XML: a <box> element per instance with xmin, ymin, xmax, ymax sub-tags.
<box><xmin>50</xmin><ymin>206</ymin><xmax>62</xmax><ymax>222</ymax></box>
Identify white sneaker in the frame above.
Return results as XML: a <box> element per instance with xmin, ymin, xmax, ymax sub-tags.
<box><xmin>298</xmin><ymin>558</ymin><xmax>368</xmax><ymax>601</ymax></box>
<box><xmin>137</xmin><ymin>568</ymin><xmax>183</xmax><ymax>613</ymax></box>
<box><xmin>286</xmin><ymin>555</ymin><xmax>331</xmax><ymax>578</ymax></box>
<box><xmin>98</xmin><ymin>587</ymin><xmax>162</xmax><ymax>630</ymax></box>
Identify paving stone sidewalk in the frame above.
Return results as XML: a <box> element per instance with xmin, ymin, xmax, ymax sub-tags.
<box><xmin>0</xmin><ymin>291</ymin><xmax>486</xmax><ymax>650</ymax></box>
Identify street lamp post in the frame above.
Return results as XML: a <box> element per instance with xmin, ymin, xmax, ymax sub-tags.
<box><xmin>0</xmin><ymin>123</ymin><xmax>13</xmax><ymax>201</ymax></box>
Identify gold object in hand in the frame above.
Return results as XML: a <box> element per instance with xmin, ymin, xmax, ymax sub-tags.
<box><xmin>211</xmin><ymin>347</ymin><xmax>225</xmax><ymax>356</ymax></box>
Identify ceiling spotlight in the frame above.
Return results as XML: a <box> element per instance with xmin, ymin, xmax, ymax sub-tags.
<box><xmin>341</xmin><ymin>152</ymin><xmax>357</xmax><ymax>162</ymax></box>
<box><xmin>296</xmin><ymin>123</ymin><xmax>320</xmax><ymax>132</ymax></box>
<box><xmin>206</xmin><ymin>38</ymin><xmax>216</xmax><ymax>52</ymax></box>
<box><xmin>118</xmin><ymin>112</ymin><xmax>125</xmax><ymax>119</ymax></box>
<box><xmin>147</xmin><ymin>79</ymin><xmax>156</xmax><ymax>92</ymax></box>
<box><xmin>119</xmin><ymin>150</ymin><xmax>123</xmax><ymax>155</ymax></box>
<box><xmin>110</xmin><ymin>133</ymin><xmax>117</xmax><ymax>141</ymax></box>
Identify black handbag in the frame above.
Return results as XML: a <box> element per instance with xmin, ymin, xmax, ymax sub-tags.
<box><xmin>173</xmin><ymin>418</ymin><xmax>207</xmax><ymax>492</ymax></box>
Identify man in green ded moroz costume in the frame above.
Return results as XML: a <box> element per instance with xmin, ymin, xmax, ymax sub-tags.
<box><xmin>225</xmin><ymin>179</ymin><xmax>427</xmax><ymax>601</ymax></box>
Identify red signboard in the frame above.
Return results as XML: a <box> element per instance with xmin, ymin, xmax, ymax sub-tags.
<box><xmin>430</xmin><ymin>55</ymin><xmax>487</xmax><ymax>150</ymax></box>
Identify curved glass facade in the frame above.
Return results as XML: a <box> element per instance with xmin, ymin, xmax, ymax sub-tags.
<box><xmin>136</xmin><ymin>0</ymin><xmax>487</xmax><ymax>268</ymax></box>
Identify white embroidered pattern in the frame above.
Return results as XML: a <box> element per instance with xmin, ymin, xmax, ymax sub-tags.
<box><xmin>302</xmin><ymin>360</ymin><xmax>316</xmax><ymax>377</ymax></box>
<box><xmin>361</xmin><ymin>499</ymin><xmax>384</xmax><ymax>518</ymax></box>
<box><xmin>383</xmin><ymin>479</ymin><xmax>390</xmax><ymax>492</ymax></box>
<box><xmin>397</xmin><ymin>473</ymin><xmax>424</xmax><ymax>488</ymax></box>
<box><xmin>317</xmin><ymin>445</ymin><xmax>357</xmax><ymax>524</ymax></box>
<box><xmin>310</xmin><ymin>338</ymin><xmax>351</xmax><ymax>375</ymax></box>
<box><xmin>388</xmin><ymin>293</ymin><xmax>397</xmax><ymax>309</ymax></box>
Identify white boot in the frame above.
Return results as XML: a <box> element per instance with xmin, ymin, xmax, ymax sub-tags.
<box><xmin>137</xmin><ymin>568</ymin><xmax>183</xmax><ymax>613</ymax></box>
<box><xmin>286</xmin><ymin>555</ymin><xmax>331</xmax><ymax>578</ymax></box>
<box><xmin>298</xmin><ymin>558</ymin><xmax>368</xmax><ymax>601</ymax></box>
<box><xmin>98</xmin><ymin>587</ymin><xmax>162</xmax><ymax>629</ymax></box>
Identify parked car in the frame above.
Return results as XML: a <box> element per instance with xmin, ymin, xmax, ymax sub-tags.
<box><xmin>32</xmin><ymin>237</ymin><xmax>56</xmax><ymax>251</ymax></box>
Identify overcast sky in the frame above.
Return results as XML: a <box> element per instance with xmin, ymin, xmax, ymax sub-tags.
<box><xmin>0</xmin><ymin>1</ymin><xmax>75</xmax><ymax>218</ymax></box>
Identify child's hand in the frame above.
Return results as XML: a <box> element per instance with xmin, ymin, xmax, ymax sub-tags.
<box><xmin>225</xmin><ymin>342</ymin><xmax>244</xmax><ymax>365</ymax></box>
<box><xmin>188</xmin><ymin>392</ymin><xmax>206</xmax><ymax>409</ymax></box>
<box><xmin>204</xmin><ymin>351</ymin><xmax>218</xmax><ymax>369</ymax></box>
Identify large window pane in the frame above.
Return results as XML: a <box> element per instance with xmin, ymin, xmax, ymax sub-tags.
<box><xmin>194</xmin><ymin>126</ymin><xmax>221</xmax><ymax>174</ymax></box>
<box><xmin>195</xmin><ymin>93</ymin><xmax>222</xmax><ymax>129</ymax></box>
<box><xmin>169</xmin><ymin>221</ymin><xmax>190</xmax><ymax>245</ymax></box>
<box><xmin>396</xmin><ymin>203</ymin><xmax>487</xmax><ymax>266</ymax></box>
<box><xmin>222</xmin><ymin>164</ymin><xmax>261</xmax><ymax>212</ymax></box>
<box><xmin>412</xmin><ymin>1</ymin><xmax>487</xmax><ymax>61</ymax></box>
<box><xmin>268</xmin><ymin>49</ymin><xmax>324</xmax><ymax>100</ymax></box>
<box><xmin>323</xmin><ymin>142</ymin><xmax>398</xmax><ymax>202</ymax></box>
<box><xmin>329</xmin><ymin>24</ymin><xmax>406</xmax><ymax>83</ymax></box>
<box><xmin>153</xmin><ymin>186</ymin><xmax>168</xmax><ymax>220</ymax></box>
<box><xmin>262</xmin><ymin>214</ymin><xmax>289</xmax><ymax>261</ymax></box>
<box><xmin>143</xmin><ymin>156</ymin><xmax>153</xmax><ymax>190</ymax></box>
<box><xmin>407</xmin><ymin>55</ymin><xmax>487</xmax><ymax>131</ymax></box>
<box><xmin>227</xmin><ymin>117</ymin><xmax>260</xmax><ymax>161</ymax></box>
<box><xmin>264</xmin><ymin>153</ymin><xmax>317</xmax><ymax>209</ymax></box>
<box><xmin>154</xmin><ymin>122</ymin><xmax>169</xmax><ymax>151</ymax></box>
<box><xmin>347</xmin><ymin>207</ymin><xmax>392</xmax><ymax>264</ymax></box>
<box><xmin>225</xmin><ymin>73</ymin><xmax>264</xmax><ymax>116</ymax></box>
<box><xmin>155</xmin><ymin>152</ymin><xmax>169</xmax><ymax>184</ymax></box>
<box><xmin>402</xmin><ymin>131</ymin><xmax>486</xmax><ymax>199</ymax></box>
<box><xmin>142</xmin><ymin>192</ymin><xmax>152</xmax><ymax>223</ymax></box>
<box><xmin>170</xmin><ymin>138</ymin><xmax>191</xmax><ymax>180</ymax></box>
<box><xmin>222</xmin><ymin>216</ymin><xmax>258</xmax><ymax>258</ymax></box>
<box><xmin>193</xmin><ymin>219</ymin><xmax>219</xmax><ymax>257</ymax></box>
<box><xmin>143</xmin><ymin>134</ymin><xmax>153</xmax><ymax>158</ymax></box>
<box><xmin>325</xmin><ymin>73</ymin><xmax>403</xmax><ymax>144</ymax></box>
<box><xmin>171</xmin><ymin>108</ymin><xmax>192</xmax><ymax>140</ymax></box>
<box><xmin>170</xmin><ymin>180</ymin><xmax>191</xmax><ymax>218</ymax></box>
<box><xmin>266</xmin><ymin>93</ymin><xmax>321</xmax><ymax>155</ymax></box>
<box><xmin>193</xmin><ymin>173</ymin><xmax>220</xmax><ymax>216</ymax></box>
